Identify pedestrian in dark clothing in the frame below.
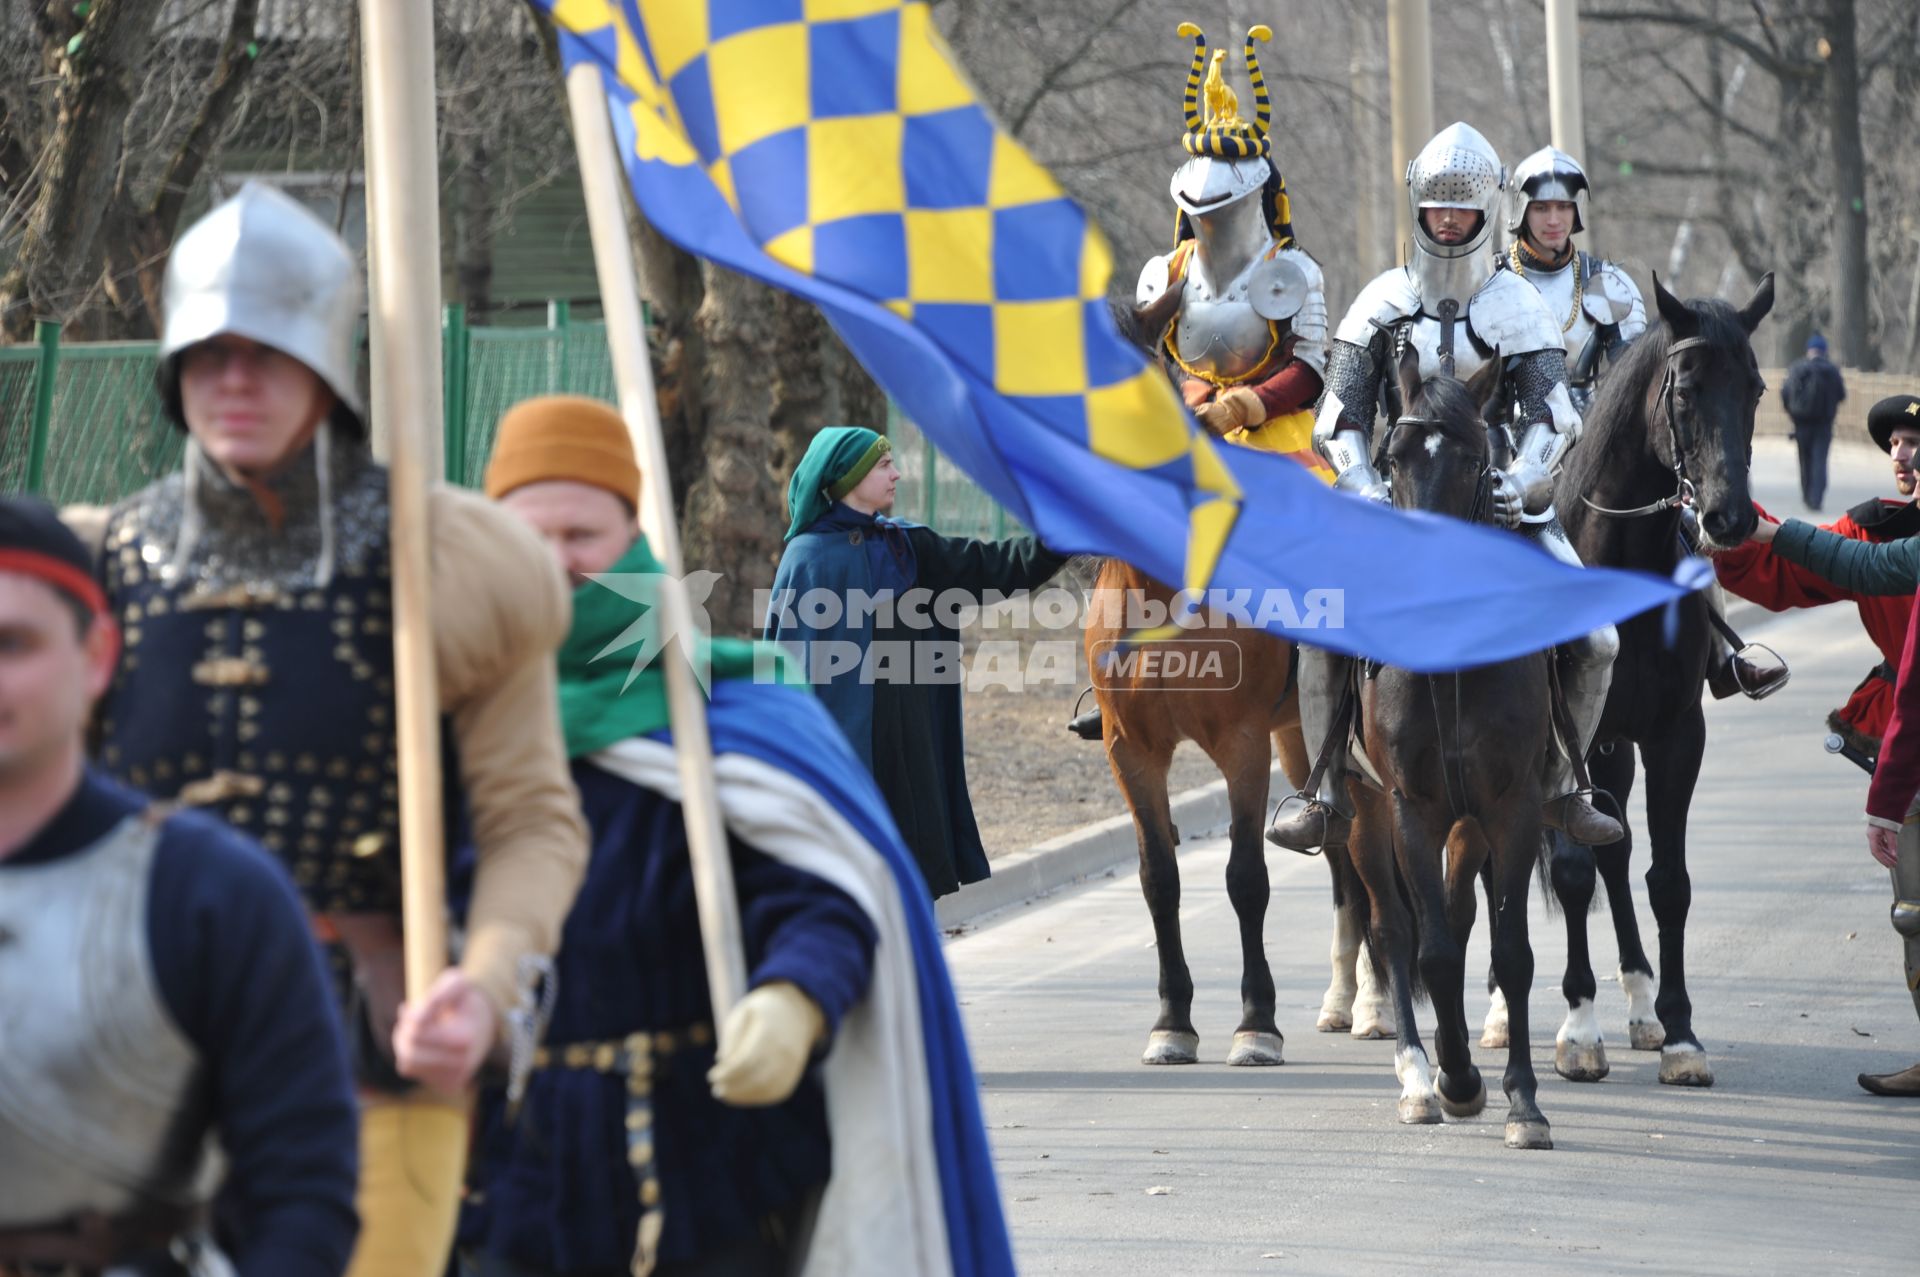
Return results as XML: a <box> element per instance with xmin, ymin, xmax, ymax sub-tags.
<box><xmin>1782</xmin><ymin>333</ymin><xmax>1848</xmax><ymax>511</ymax></box>
<box><xmin>766</xmin><ymin>427</ymin><xmax>1069</xmax><ymax>899</ymax></box>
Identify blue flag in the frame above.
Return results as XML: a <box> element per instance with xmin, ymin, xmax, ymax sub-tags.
<box><xmin>532</xmin><ymin>0</ymin><xmax>1691</xmax><ymax>672</ymax></box>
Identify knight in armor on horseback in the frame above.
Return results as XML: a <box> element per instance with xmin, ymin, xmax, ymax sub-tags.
<box><xmin>1070</xmin><ymin>21</ymin><xmax>1328</xmax><ymax>741</ymax></box>
<box><xmin>1500</xmin><ymin>146</ymin><xmax>1644</xmax><ymax>416</ymax></box>
<box><xmin>1505</xmin><ymin>146</ymin><xmax>1786</xmax><ymax>703</ymax></box>
<box><xmin>1268</xmin><ymin>122</ymin><xmax>1623</xmax><ymax>851</ymax></box>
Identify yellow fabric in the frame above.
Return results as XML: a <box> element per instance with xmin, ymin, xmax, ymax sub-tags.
<box><xmin>427</xmin><ymin>486</ymin><xmax>590</xmax><ymax>1017</ymax></box>
<box><xmin>483</xmin><ymin>394</ymin><xmax>641</xmax><ymax>508</ymax></box>
<box><xmin>546</xmin><ymin>0</ymin><xmax>1243</xmax><ymax>607</ymax></box>
<box><xmin>345</xmin><ymin>1095</ymin><xmax>470</xmax><ymax>1277</ymax></box>
<box><xmin>1225</xmin><ymin>408</ymin><xmax>1335</xmax><ymax>482</ymax></box>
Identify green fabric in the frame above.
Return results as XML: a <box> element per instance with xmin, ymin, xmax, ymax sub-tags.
<box><xmin>557</xmin><ymin>535</ymin><xmax>798</xmax><ymax>758</ymax></box>
<box><xmin>784</xmin><ymin>427</ymin><xmax>889</xmax><ymax>541</ymax></box>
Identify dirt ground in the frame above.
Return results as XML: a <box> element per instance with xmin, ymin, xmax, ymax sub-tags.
<box><xmin>954</xmin><ymin>561</ymin><xmax>1233</xmax><ymax>861</ymax></box>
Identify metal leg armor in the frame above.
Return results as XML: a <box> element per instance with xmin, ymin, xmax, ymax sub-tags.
<box><xmin>1267</xmin><ymin>646</ymin><xmax>1354</xmax><ymax>851</ymax></box>
<box><xmin>1524</xmin><ymin>515</ymin><xmax>1625</xmax><ymax>845</ymax></box>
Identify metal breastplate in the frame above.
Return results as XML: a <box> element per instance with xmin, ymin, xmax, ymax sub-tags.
<box><xmin>0</xmin><ymin>816</ymin><xmax>212</xmax><ymax>1223</ymax></box>
<box><xmin>1172</xmin><ymin>268</ymin><xmax>1284</xmax><ymax>385</ymax></box>
<box><xmin>97</xmin><ymin>468</ymin><xmax>406</xmax><ymax>917</ymax></box>
<box><xmin>1402</xmin><ymin>312</ymin><xmax>1492</xmax><ymax>384</ymax></box>
<box><xmin>1520</xmin><ymin>261</ymin><xmax>1596</xmax><ymax>366</ymax></box>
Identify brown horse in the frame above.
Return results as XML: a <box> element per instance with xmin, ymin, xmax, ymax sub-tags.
<box><xmin>1086</xmin><ymin>559</ymin><xmax>1371</xmax><ymax>1064</ymax></box>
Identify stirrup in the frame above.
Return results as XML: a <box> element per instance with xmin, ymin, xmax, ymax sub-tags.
<box><xmin>1066</xmin><ymin>686</ymin><xmax>1103</xmax><ymax>739</ymax></box>
<box><xmin>1543</xmin><ymin>786</ymin><xmax>1624</xmax><ymax>846</ymax></box>
<box><xmin>1730</xmin><ymin>642</ymin><xmax>1790</xmax><ymax>700</ymax></box>
<box><xmin>1266</xmin><ymin>792</ymin><xmax>1339</xmax><ymax>857</ymax></box>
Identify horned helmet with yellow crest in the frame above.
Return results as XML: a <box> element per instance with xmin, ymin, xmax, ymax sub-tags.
<box><xmin>1168</xmin><ymin>23</ymin><xmax>1294</xmax><ymax>250</ymax></box>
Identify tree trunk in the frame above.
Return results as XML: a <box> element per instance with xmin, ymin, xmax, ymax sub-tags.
<box><xmin>451</xmin><ymin>135</ymin><xmax>495</xmax><ymax>316</ymax></box>
<box><xmin>0</xmin><ymin>0</ymin><xmax>162</xmax><ymax>338</ymax></box>
<box><xmin>1823</xmin><ymin>0</ymin><xmax>1874</xmax><ymax>369</ymax></box>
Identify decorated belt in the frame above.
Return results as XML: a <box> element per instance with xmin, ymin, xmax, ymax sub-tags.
<box><xmin>534</xmin><ymin>1024</ymin><xmax>714</xmax><ymax>1277</ymax></box>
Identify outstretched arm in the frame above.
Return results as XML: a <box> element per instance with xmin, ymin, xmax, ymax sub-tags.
<box><xmin>1768</xmin><ymin>519</ymin><xmax>1920</xmax><ymax>596</ymax></box>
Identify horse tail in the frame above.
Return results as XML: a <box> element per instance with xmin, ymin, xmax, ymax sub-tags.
<box><xmin>1536</xmin><ymin>831</ymin><xmax>1561</xmax><ymax>914</ymax></box>
<box><xmin>1364</xmin><ymin>868</ymin><xmax>1429</xmax><ymax>1006</ymax></box>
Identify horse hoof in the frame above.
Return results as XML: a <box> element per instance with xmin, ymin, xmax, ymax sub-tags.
<box><xmin>1226</xmin><ymin>1031</ymin><xmax>1286</xmax><ymax>1067</ymax></box>
<box><xmin>1351</xmin><ymin>1011</ymin><xmax>1396</xmax><ymax>1040</ymax></box>
<box><xmin>1141</xmin><ymin>1030</ymin><xmax>1200</xmax><ymax>1065</ymax></box>
<box><xmin>1438</xmin><ymin>1074</ymin><xmax>1488</xmax><ymax>1118</ymax></box>
<box><xmin>1480</xmin><ymin>1025</ymin><xmax>1510</xmax><ymax>1050</ymax></box>
<box><xmin>1505</xmin><ymin>1119</ymin><xmax>1554</xmax><ymax>1150</ymax></box>
<box><xmin>1658</xmin><ymin>1044</ymin><xmax>1715</xmax><ymax>1087</ymax></box>
<box><xmin>1398</xmin><ymin>1095</ymin><xmax>1443</xmax><ymax>1125</ymax></box>
<box><xmin>1555</xmin><ymin>1039</ymin><xmax>1610</xmax><ymax>1083</ymax></box>
<box><xmin>1628</xmin><ymin>1021</ymin><xmax>1666</xmax><ymax>1051</ymax></box>
<box><xmin>1316</xmin><ymin>1009</ymin><xmax>1353</xmax><ymax>1033</ymax></box>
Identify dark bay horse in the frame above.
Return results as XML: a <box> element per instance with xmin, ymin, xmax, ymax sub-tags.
<box><xmin>1345</xmin><ymin>352</ymin><xmax>1555</xmax><ymax>1149</ymax></box>
<box><xmin>1085</xmin><ymin>560</ymin><xmax>1327</xmax><ymax>1065</ymax></box>
<box><xmin>1540</xmin><ymin>273</ymin><xmax>1773</xmax><ymax>1088</ymax></box>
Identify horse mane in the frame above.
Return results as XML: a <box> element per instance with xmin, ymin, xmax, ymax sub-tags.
<box><xmin>1559</xmin><ymin>295</ymin><xmax>1752</xmax><ymax>496</ymax></box>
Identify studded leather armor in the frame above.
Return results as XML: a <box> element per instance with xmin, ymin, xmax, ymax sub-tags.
<box><xmin>96</xmin><ymin>444</ymin><xmax>419</xmax><ymax>916</ymax></box>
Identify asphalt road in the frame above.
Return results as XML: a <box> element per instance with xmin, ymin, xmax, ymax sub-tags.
<box><xmin>946</xmin><ymin>442</ymin><xmax>1918</xmax><ymax>1275</ymax></box>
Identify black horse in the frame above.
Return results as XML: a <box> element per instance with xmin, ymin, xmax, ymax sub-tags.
<box><xmin>1538</xmin><ymin>273</ymin><xmax>1773</xmax><ymax>1087</ymax></box>
<box><xmin>1345</xmin><ymin>350</ymin><xmax>1556</xmax><ymax>1149</ymax></box>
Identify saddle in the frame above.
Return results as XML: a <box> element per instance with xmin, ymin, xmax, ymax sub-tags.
<box><xmin>1310</xmin><ymin>651</ymin><xmax>1591</xmax><ymax>805</ymax></box>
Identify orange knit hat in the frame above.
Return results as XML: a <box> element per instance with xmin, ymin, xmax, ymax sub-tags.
<box><xmin>484</xmin><ymin>395</ymin><xmax>641</xmax><ymax>507</ymax></box>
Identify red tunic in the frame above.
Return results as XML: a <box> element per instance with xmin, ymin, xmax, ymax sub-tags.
<box><xmin>1871</xmin><ymin>591</ymin><xmax>1920</xmax><ymax>823</ymax></box>
<box><xmin>1714</xmin><ymin>497</ymin><xmax>1920</xmax><ymax>747</ymax></box>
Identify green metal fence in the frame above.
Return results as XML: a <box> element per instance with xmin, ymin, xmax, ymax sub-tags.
<box><xmin>0</xmin><ymin>324</ymin><xmax>186</xmax><ymax>506</ymax></box>
<box><xmin>883</xmin><ymin>401</ymin><xmax>1018</xmax><ymax>541</ymax></box>
<box><xmin>1</xmin><ymin>307</ymin><xmax>1012</xmax><ymax>537</ymax></box>
<box><xmin>0</xmin><ymin>308</ymin><xmax>618</xmax><ymax>505</ymax></box>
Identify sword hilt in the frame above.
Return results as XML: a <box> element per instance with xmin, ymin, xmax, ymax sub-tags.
<box><xmin>1824</xmin><ymin>732</ymin><xmax>1877</xmax><ymax>776</ymax></box>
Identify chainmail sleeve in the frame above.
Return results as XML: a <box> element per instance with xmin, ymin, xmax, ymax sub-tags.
<box><xmin>1510</xmin><ymin>345</ymin><xmax>1572</xmax><ymax>429</ymax></box>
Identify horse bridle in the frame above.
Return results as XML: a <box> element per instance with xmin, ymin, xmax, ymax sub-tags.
<box><xmin>1383</xmin><ymin>415</ymin><xmax>1498</xmax><ymax>526</ymax></box>
<box><xmin>1578</xmin><ymin>335</ymin><xmax>1716</xmax><ymax>519</ymax></box>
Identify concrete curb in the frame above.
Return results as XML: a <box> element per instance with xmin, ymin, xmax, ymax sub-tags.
<box><xmin>935</xmin><ymin>763</ymin><xmax>1286</xmax><ymax>930</ymax></box>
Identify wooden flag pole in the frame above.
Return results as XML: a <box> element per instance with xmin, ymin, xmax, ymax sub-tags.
<box><xmin>565</xmin><ymin>61</ymin><xmax>749</xmax><ymax>1019</ymax></box>
<box><xmin>360</xmin><ymin>0</ymin><xmax>449</xmax><ymax>1001</ymax></box>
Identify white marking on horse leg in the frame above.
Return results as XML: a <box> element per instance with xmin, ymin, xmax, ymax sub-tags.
<box><xmin>1395</xmin><ymin>1044</ymin><xmax>1441</xmax><ymax>1123</ymax></box>
<box><xmin>1553</xmin><ymin>998</ymin><xmax>1609</xmax><ymax>1081</ymax></box>
<box><xmin>1318</xmin><ymin>910</ymin><xmax>1361</xmax><ymax>1032</ymax></box>
<box><xmin>1621</xmin><ymin>966</ymin><xmax>1664</xmax><ymax>1049</ymax></box>
<box><xmin>1480</xmin><ymin>984</ymin><xmax>1510</xmax><ymax>1049</ymax></box>
<box><xmin>1351</xmin><ymin>940</ymin><xmax>1396</xmax><ymax>1039</ymax></box>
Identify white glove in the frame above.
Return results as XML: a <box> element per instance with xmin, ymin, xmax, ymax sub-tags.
<box><xmin>708</xmin><ymin>981</ymin><xmax>827</xmax><ymax>1108</ymax></box>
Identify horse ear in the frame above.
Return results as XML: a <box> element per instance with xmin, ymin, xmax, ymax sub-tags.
<box><xmin>1651</xmin><ymin>271</ymin><xmax>1694</xmax><ymax>333</ymax></box>
<box><xmin>1737</xmin><ymin>272</ymin><xmax>1775</xmax><ymax>335</ymax></box>
<box><xmin>1464</xmin><ymin>357</ymin><xmax>1502</xmax><ymax>417</ymax></box>
<box><xmin>1395</xmin><ymin>344</ymin><xmax>1424</xmax><ymax>415</ymax></box>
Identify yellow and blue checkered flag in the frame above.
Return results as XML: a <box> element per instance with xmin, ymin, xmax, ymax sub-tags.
<box><xmin>533</xmin><ymin>0</ymin><xmax>1693</xmax><ymax>673</ymax></box>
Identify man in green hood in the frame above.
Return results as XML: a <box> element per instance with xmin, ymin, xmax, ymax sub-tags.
<box><xmin>767</xmin><ymin>426</ymin><xmax>1068</xmax><ymax>898</ymax></box>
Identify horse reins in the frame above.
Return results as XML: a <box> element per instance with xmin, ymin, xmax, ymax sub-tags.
<box><xmin>1383</xmin><ymin>415</ymin><xmax>1492</xmax><ymax>824</ymax></box>
<box><xmin>1579</xmin><ymin>335</ymin><xmax>1713</xmax><ymax>519</ymax></box>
